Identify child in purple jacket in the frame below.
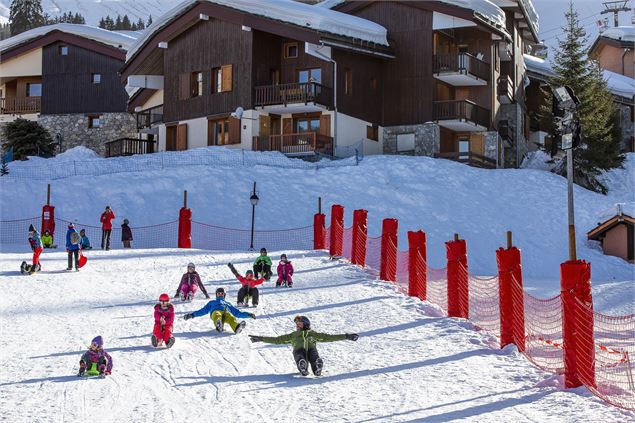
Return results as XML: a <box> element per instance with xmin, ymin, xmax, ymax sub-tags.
<box><xmin>77</xmin><ymin>336</ymin><xmax>113</xmax><ymax>378</ymax></box>
<box><xmin>276</xmin><ymin>254</ymin><xmax>294</xmax><ymax>287</ymax></box>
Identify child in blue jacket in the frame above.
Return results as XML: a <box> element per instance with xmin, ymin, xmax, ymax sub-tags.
<box><xmin>183</xmin><ymin>287</ymin><xmax>255</xmax><ymax>334</ymax></box>
<box><xmin>65</xmin><ymin>223</ymin><xmax>81</xmax><ymax>271</ymax></box>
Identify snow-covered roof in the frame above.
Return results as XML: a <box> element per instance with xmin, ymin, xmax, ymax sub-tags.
<box><xmin>0</xmin><ymin>23</ymin><xmax>137</xmax><ymax>54</ymax></box>
<box><xmin>524</xmin><ymin>54</ymin><xmax>635</xmax><ymax>100</ymax></box>
<box><xmin>600</xmin><ymin>25</ymin><xmax>635</xmax><ymax>43</ymax></box>
<box><xmin>127</xmin><ymin>0</ymin><xmax>389</xmax><ymax>62</ymax></box>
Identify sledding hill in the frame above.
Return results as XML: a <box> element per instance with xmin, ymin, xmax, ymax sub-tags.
<box><xmin>0</xmin><ymin>248</ymin><xmax>632</xmax><ymax>422</ymax></box>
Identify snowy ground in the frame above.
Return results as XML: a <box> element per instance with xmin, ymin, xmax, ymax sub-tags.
<box><xmin>0</xmin><ymin>248</ymin><xmax>632</xmax><ymax>422</ymax></box>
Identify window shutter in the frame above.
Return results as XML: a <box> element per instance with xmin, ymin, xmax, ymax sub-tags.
<box><xmin>176</xmin><ymin>123</ymin><xmax>188</xmax><ymax>151</ymax></box>
<box><xmin>179</xmin><ymin>73</ymin><xmax>189</xmax><ymax>100</ymax></box>
<box><xmin>319</xmin><ymin>114</ymin><xmax>330</xmax><ymax>136</ymax></box>
<box><xmin>282</xmin><ymin>117</ymin><xmax>292</xmax><ymax>134</ymax></box>
<box><xmin>229</xmin><ymin>116</ymin><xmax>240</xmax><ymax>144</ymax></box>
<box><xmin>221</xmin><ymin>64</ymin><xmax>232</xmax><ymax>92</ymax></box>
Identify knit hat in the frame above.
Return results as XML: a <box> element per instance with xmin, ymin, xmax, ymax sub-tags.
<box><xmin>91</xmin><ymin>336</ymin><xmax>103</xmax><ymax>347</ymax></box>
<box><xmin>68</xmin><ymin>222</ymin><xmax>74</xmax><ymax>229</ymax></box>
<box><xmin>246</xmin><ymin>270</ymin><xmax>254</xmax><ymax>276</ymax></box>
<box><xmin>28</xmin><ymin>224</ymin><xmax>35</xmax><ymax>232</ymax></box>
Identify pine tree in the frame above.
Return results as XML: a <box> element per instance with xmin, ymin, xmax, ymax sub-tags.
<box><xmin>9</xmin><ymin>0</ymin><xmax>47</xmax><ymax>35</ymax></box>
<box><xmin>147</xmin><ymin>15</ymin><xmax>153</xmax><ymax>27</ymax></box>
<box><xmin>136</xmin><ymin>17</ymin><xmax>145</xmax><ymax>30</ymax></box>
<box><xmin>548</xmin><ymin>2</ymin><xmax>624</xmax><ymax>194</ymax></box>
<box><xmin>0</xmin><ymin>157</ymin><xmax>8</xmax><ymax>176</ymax></box>
<box><xmin>74</xmin><ymin>13</ymin><xmax>85</xmax><ymax>24</ymax></box>
<box><xmin>121</xmin><ymin>14</ymin><xmax>131</xmax><ymax>30</ymax></box>
<box><xmin>115</xmin><ymin>15</ymin><xmax>122</xmax><ymax>30</ymax></box>
<box><xmin>99</xmin><ymin>17</ymin><xmax>106</xmax><ymax>28</ymax></box>
<box><xmin>1</xmin><ymin>118</ymin><xmax>56</xmax><ymax>160</ymax></box>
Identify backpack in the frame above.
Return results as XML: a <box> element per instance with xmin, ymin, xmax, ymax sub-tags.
<box><xmin>70</xmin><ymin>231</ymin><xmax>81</xmax><ymax>245</ymax></box>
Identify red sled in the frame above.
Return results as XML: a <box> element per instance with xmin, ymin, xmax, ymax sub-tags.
<box><xmin>78</xmin><ymin>251</ymin><xmax>88</xmax><ymax>268</ymax></box>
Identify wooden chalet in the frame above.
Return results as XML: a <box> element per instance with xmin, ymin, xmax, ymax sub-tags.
<box><xmin>587</xmin><ymin>208</ymin><xmax>635</xmax><ymax>263</ymax></box>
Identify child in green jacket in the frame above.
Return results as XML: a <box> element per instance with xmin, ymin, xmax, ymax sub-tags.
<box><xmin>249</xmin><ymin>315</ymin><xmax>359</xmax><ymax>376</ymax></box>
<box><xmin>253</xmin><ymin>247</ymin><xmax>273</xmax><ymax>280</ymax></box>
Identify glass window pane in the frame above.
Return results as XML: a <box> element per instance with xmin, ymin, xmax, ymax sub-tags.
<box><xmin>298</xmin><ymin>70</ymin><xmax>309</xmax><ymax>83</ymax></box>
<box><xmin>27</xmin><ymin>83</ymin><xmax>42</xmax><ymax>97</ymax></box>
<box><xmin>310</xmin><ymin>68</ymin><xmax>321</xmax><ymax>84</ymax></box>
<box><xmin>310</xmin><ymin>119</ymin><xmax>320</xmax><ymax>132</ymax></box>
<box><xmin>459</xmin><ymin>140</ymin><xmax>470</xmax><ymax>153</ymax></box>
<box><xmin>216</xmin><ymin>69</ymin><xmax>222</xmax><ymax>93</ymax></box>
<box><xmin>297</xmin><ymin>120</ymin><xmax>309</xmax><ymax>132</ymax></box>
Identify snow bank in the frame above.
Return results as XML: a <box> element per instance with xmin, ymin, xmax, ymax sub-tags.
<box><xmin>521</xmin><ymin>150</ymin><xmax>555</xmax><ymax>171</ymax></box>
<box><xmin>601</xmin><ymin>25</ymin><xmax>635</xmax><ymax>43</ymax></box>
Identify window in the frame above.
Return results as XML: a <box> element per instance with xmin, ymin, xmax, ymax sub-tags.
<box><xmin>284</xmin><ymin>42</ymin><xmax>298</xmax><ymax>59</ymax></box>
<box><xmin>208</xmin><ymin>117</ymin><xmax>240</xmax><ymax>145</ymax></box>
<box><xmin>366</xmin><ymin>124</ymin><xmax>378</xmax><ymax>141</ymax></box>
<box><xmin>88</xmin><ymin>115</ymin><xmax>102</xmax><ymax>128</ymax></box>
<box><xmin>397</xmin><ymin>133</ymin><xmax>415</xmax><ymax>152</ymax></box>
<box><xmin>192</xmin><ymin>72</ymin><xmax>203</xmax><ymax>97</ymax></box>
<box><xmin>26</xmin><ymin>83</ymin><xmax>42</xmax><ymax>97</ymax></box>
<box><xmin>91</xmin><ymin>73</ymin><xmax>101</xmax><ymax>84</ymax></box>
<box><xmin>212</xmin><ymin>65</ymin><xmax>233</xmax><ymax>93</ymax></box>
<box><xmin>345</xmin><ymin>68</ymin><xmax>352</xmax><ymax>95</ymax></box>
<box><xmin>58</xmin><ymin>45</ymin><xmax>68</xmax><ymax>55</ymax></box>
<box><xmin>458</xmin><ymin>138</ymin><xmax>470</xmax><ymax>158</ymax></box>
<box><xmin>295</xmin><ymin>117</ymin><xmax>320</xmax><ymax>133</ymax></box>
<box><xmin>299</xmin><ymin>68</ymin><xmax>322</xmax><ymax>84</ymax></box>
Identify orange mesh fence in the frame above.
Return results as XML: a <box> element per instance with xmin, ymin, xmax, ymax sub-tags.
<box><xmin>465</xmin><ymin>267</ymin><xmax>501</xmax><ymax>336</ymax></box>
<box><xmin>365</xmin><ymin>235</ymin><xmax>382</xmax><ymax>272</ymax></box>
<box><xmin>427</xmin><ymin>265</ymin><xmax>449</xmax><ymax>313</ymax></box>
<box><xmin>522</xmin><ymin>291</ymin><xmax>565</xmax><ymax>373</ymax></box>
<box><xmin>342</xmin><ymin>226</ymin><xmax>354</xmax><ymax>261</ymax></box>
<box><xmin>395</xmin><ymin>250</ymin><xmax>409</xmax><ymax>295</ymax></box>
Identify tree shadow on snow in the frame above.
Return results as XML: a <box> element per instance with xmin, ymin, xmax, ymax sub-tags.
<box><xmin>91</xmin><ymin>299</ymin><xmax>157</xmax><ymax>309</ymax></box>
<box><xmin>30</xmin><ymin>344</ymin><xmax>162</xmax><ymax>359</ymax></box>
<box><xmin>0</xmin><ymin>375</ymin><xmax>83</xmax><ymax>386</ymax></box>
<box><xmin>357</xmin><ymin>317</ymin><xmax>446</xmax><ymax>338</ymax></box>
<box><xmin>259</xmin><ymin>296</ymin><xmax>392</xmax><ymax>319</ymax></box>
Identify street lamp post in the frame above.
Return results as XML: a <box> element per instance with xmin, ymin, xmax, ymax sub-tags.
<box><xmin>249</xmin><ymin>181</ymin><xmax>259</xmax><ymax>250</ymax></box>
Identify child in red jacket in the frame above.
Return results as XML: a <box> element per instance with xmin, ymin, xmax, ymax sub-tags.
<box><xmin>228</xmin><ymin>263</ymin><xmax>265</xmax><ymax>307</ymax></box>
<box><xmin>152</xmin><ymin>293</ymin><xmax>175</xmax><ymax>348</ymax></box>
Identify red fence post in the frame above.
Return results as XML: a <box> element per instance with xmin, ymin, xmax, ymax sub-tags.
<box><xmin>496</xmin><ymin>246</ymin><xmax>525</xmax><ymax>351</ymax></box>
<box><xmin>408</xmin><ymin>231</ymin><xmax>426</xmax><ymax>300</ymax></box>
<box><xmin>351</xmin><ymin>209</ymin><xmax>368</xmax><ymax>266</ymax></box>
<box><xmin>41</xmin><ymin>204</ymin><xmax>56</xmax><ymax>241</ymax></box>
<box><xmin>313</xmin><ymin>213</ymin><xmax>326</xmax><ymax>250</ymax></box>
<box><xmin>178</xmin><ymin>207</ymin><xmax>192</xmax><ymax>248</ymax></box>
<box><xmin>380</xmin><ymin>218</ymin><xmax>398</xmax><ymax>282</ymax></box>
<box><xmin>446</xmin><ymin>238</ymin><xmax>468</xmax><ymax>319</ymax></box>
<box><xmin>329</xmin><ymin>204</ymin><xmax>344</xmax><ymax>257</ymax></box>
<box><xmin>561</xmin><ymin>260</ymin><xmax>595</xmax><ymax>389</ymax></box>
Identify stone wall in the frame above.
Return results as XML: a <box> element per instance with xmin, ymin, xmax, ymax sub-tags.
<box><xmin>497</xmin><ymin>103</ymin><xmax>530</xmax><ymax>168</ymax></box>
<box><xmin>617</xmin><ymin>104</ymin><xmax>634</xmax><ymax>152</ymax></box>
<box><xmin>483</xmin><ymin>131</ymin><xmax>499</xmax><ymax>162</ymax></box>
<box><xmin>38</xmin><ymin>112</ymin><xmax>137</xmax><ymax>156</ymax></box>
<box><xmin>383</xmin><ymin>122</ymin><xmax>440</xmax><ymax>156</ymax></box>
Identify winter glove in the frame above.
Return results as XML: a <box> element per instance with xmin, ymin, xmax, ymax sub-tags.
<box><xmin>205</xmin><ymin>294</ymin><xmax>210</xmax><ymax>299</ymax></box>
<box><xmin>248</xmin><ymin>313</ymin><xmax>256</xmax><ymax>319</ymax></box>
<box><xmin>345</xmin><ymin>333</ymin><xmax>359</xmax><ymax>341</ymax></box>
<box><xmin>228</xmin><ymin>263</ymin><xmax>238</xmax><ymax>276</ymax></box>
<box><xmin>249</xmin><ymin>335</ymin><xmax>263</xmax><ymax>343</ymax></box>
<box><xmin>183</xmin><ymin>313</ymin><xmax>194</xmax><ymax>320</ymax></box>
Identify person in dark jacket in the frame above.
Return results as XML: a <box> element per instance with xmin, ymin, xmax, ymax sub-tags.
<box><xmin>100</xmin><ymin>206</ymin><xmax>115</xmax><ymax>250</ymax></box>
<box><xmin>65</xmin><ymin>223</ymin><xmax>81</xmax><ymax>271</ymax></box>
<box><xmin>183</xmin><ymin>287</ymin><xmax>255</xmax><ymax>334</ymax></box>
<box><xmin>249</xmin><ymin>315</ymin><xmax>359</xmax><ymax>376</ymax></box>
<box><xmin>121</xmin><ymin>218</ymin><xmax>133</xmax><ymax>248</ymax></box>
<box><xmin>175</xmin><ymin>263</ymin><xmax>210</xmax><ymax>301</ymax></box>
<box><xmin>79</xmin><ymin>229</ymin><xmax>92</xmax><ymax>250</ymax></box>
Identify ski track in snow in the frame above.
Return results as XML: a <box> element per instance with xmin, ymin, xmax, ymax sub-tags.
<box><xmin>0</xmin><ymin>248</ymin><xmax>632</xmax><ymax>422</ymax></box>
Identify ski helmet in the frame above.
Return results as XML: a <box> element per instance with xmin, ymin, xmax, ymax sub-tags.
<box><xmin>294</xmin><ymin>315</ymin><xmax>311</xmax><ymax>329</ymax></box>
<box><xmin>246</xmin><ymin>270</ymin><xmax>254</xmax><ymax>276</ymax></box>
<box><xmin>91</xmin><ymin>336</ymin><xmax>103</xmax><ymax>347</ymax></box>
<box><xmin>187</xmin><ymin>262</ymin><xmax>195</xmax><ymax>270</ymax></box>
<box><xmin>280</xmin><ymin>254</ymin><xmax>287</xmax><ymax>260</ymax></box>
<box><xmin>215</xmin><ymin>287</ymin><xmax>226</xmax><ymax>298</ymax></box>
<box><xmin>260</xmin><ymin>248</ymin><xmax>267</xmax><ymax>254</ymax></box>
<box><xmin>159</xmin><ymin>293</ymin><xmax>170</xmax><ymax>302</ymax></box>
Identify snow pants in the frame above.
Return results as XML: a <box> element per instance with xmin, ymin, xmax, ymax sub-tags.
<box><xmin>101</xmin><ymin>230</ymin><xmax>112</xmax><ymax>250</ymax></box>
<box><xmin>210</xmin><ymin>310</ymin><xmax>241</xmax><ymax>332</ymax></box>
<box><xmin>153</xmin><ymin>323</ymin><xmax>173</xmax><ymax>343</ymax></box>
<box><xmin>237</xmin><ymin>286</ymin><xmax>259</xmax><ymax>305</ymax></box>
<box><xmin>253</xmin><ymin>262</ymin><xmax>272</xmax><ymax>280</ymax></box>
<box><xmin>67</xmin><ymin>250</ymin><xmax>79</xmax><ymax>270</ymax></box>
<box><xmin>32</xmin><ymin>247</ymin><xmax>42</xmax><ymax>267</ymax></box>
<box><xmin>180</xmin><ymin>282</ymin><xmax>198</xmax><ymax>298</ymax></box>
<box><xmin>293</xmin><ymin>348</ymin><xmax>321</xmax><ymax>373</ymax></box>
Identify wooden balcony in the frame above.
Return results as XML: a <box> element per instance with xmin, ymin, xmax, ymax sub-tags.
<box><xmin>105</xmin><ymin>138</ymin><xmax>156</xmax><ymax>158</ymax></box>
<box><xmin>497</xmin><ymin>75</ymin><xmax>514</xmax><ymax>105</ymax></box>
<box><xmin>433</xmin><ymin>100</ymin><xmax>490</xmax><ymax>131</ymax></box>
<box><xmin>0</xmin><ymin>97</ymin><xmax>41</xmax><ymax>114</ymax></box>
<box><xmin>136</xmin><ymin>104</ymin><xmax>163</xmax><ymax>130</ymax></box>
<box><xmin>252</xmin><ymin>132</ymin><xmax>333</xmax><ymax>156</ymax></box>
<box><xmin>434</xmin><ymin>152</ymin><xmax>497</xmax><ymax>169</ymax></box>
<box><xmin>433</xmin><ymin>53</ymin><xmax>489</xmax><ymax>86</ymax></box>
<box><xmin>254</xmin><ymin>82</ymin><xmax>332</xmax><ymax>108</ymax></box>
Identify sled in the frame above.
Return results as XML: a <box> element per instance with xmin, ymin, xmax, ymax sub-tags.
<box><xmin>78</xmin><ymin>362</ymin><xmax>102</xmax><ymax>377</ymax></box>
<box><xmin>78</xmin><ymin>252</ymin><xmax>88</xmax><ymax>268</ymax></box>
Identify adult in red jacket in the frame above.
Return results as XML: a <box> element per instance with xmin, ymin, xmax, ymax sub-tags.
<box><xmin>152</xmin><ymin>294</ymin><xmax>175</xmax><ymax>348</ymax></box>
<box><xmin>100</xmin><ymin>206</ymin><xmax>115</xmax><ymax>250</ymax></box>
<box><xmin>228</xmin><ymin>263</ymin><xmax>265</xmax><ymax>307</ymax></box>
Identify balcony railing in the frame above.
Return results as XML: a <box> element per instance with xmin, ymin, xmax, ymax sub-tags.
<box><xmin>252</xmin><ymin>132</ymin><xmax>333</xmax><ymax>156</ymax></box>
<box><xmin>433</xmin><ymin>100</ymin><xmax>490</xmax><ymax>129</ymax></box>
<box><xmin>433</xmin><ymin>53</ymin><xmax>490</xmax><ymax>82</ymax></box>
<box><xmin>434</xmin><ymin>152</ymin><xmax>497</xmax><ymax>169</ymax></box>
<box><xmin>497</xmin><ymin>75</ymin><xmax>514</xmax><ymax>104</ymax></box>
<box><xmin>136</xmin><ymin>104</ymin><xmax>163</xmax><ymax>130</ymax></box>
<box><xmin>254</xmin><ymin>82</ymin><xmax>332</xmax><ymax>108</ymax></box>
<box><xmin>0</xmin><ymin>97</ymin><xmax>41</xmax><ymax>114</ymax></box>
<box><xmin>105</xmin><ymin>138</ymin><xmax>156</xmax><ymax>158</ymax></box>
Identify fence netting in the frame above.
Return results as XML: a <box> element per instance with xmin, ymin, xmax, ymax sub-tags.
<box><xmin>191</xmin><ymin>221</ymin><xmax>312</xmax><ymax>251</ymax></box>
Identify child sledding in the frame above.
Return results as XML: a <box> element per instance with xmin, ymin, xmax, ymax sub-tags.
<box><xmin>152</xmin><ymin>294</ymin><xmax>175</xmax><ymax>348</ymax></box>
<box><xmin>183</xmin><ymin>287</ymin><xmax>255</xmax><ymax>334</ymax></box>
<box><xmin>228</xmin><ymin>263</ymin><xmax>264</xmax><ymax>307</ymax></box>
<box><xmin>276</xmin><ymin>254</ymin><xmax>294</xmax><ymax>287</ymax></box>
<box><xmin>21</xmin><ymin>224</ymin><xmax>43</xmax><ymax>274</ymax></box>
<box><xmin>249</xmin><ymin>315</ymin><xmax>359</xmax><ymax>376</ymax></box>
<box><xmin>175</xmin><ymin>263</ymin><xmax>210</xmax><ymax>301</ymax></box>
<box><xmin>253</xmin><ymin>248</ymin><xmax>273</xmax><ymax>280</ymax></box>
<box><xmin>77</xmin><ymin>336</ymin><xmax>113</xmax><ymax>378</ymax></box>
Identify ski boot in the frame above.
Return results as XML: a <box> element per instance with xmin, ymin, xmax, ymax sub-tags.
<box><xmin>98</xmin><ymin>364</ymin><xmax>106</xmax><ymax>378</ymax></box>
<box><xmin>297</xmin><ymin>358</ymin><xmax>309</xmax><ymax>376</ymax></box>
<box><xmin>214</xmin><ymin>318</ymin><xmax>224</xmax><ymax>333</ymax></box>
<box><xmin>187</xmin><ymin>292</ymin><xmax>194</xmax><ymax>302</ymax></box>
<box><xmin>20</xmin><ymin>261</ymin><xmax>27</xmax><ymax>274</ymax></box>
<box><xmin>314</xmin><ymin>358</ymin><xmax>324</xmax><ymax>376</ymax></box>
<box><xmin>179</xmin><ymin>292</ymin><xmax>186</xmax><ymax>302</ymax></box>
<box><xmin>234</xmin><ymin>321</ymin><xmax>246</xmax><ymax>334</ymax></box>
<box><xmin>166</xmin><ymin>337</ymin><xmax>175</xmax><ymax>348</ymax></box>
<box><xmin>77</xmin><ymin>361</ymin><xmax>86</xmax><ymax>377</ymax></box>
<box><xmin>151</xmin><ymin>334</ymin><xmax>159</xmax><ymax>347</ymax></box>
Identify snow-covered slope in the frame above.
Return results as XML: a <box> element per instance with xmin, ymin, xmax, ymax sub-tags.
<box><xmin>0</xmin><ymin>249</ymin><xmax>632</xmax><ymax>422</ymax></box>
<box><xmin>1</xmin><ymin>148</ymin><xmax>633</xmax><ymax>313</ymax></box>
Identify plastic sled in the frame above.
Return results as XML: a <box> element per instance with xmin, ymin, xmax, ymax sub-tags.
<box><xmin>78</xmin><ymin>252</ymin><xmax>88</xmax><ymax>268</ymax></box>
<box><xmin>82</xmin><ymin>362</ymin><xmax>101</xmax><ymax>377</ymax></box>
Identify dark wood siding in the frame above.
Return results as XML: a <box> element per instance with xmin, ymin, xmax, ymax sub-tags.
<box><xmin>163</xmin><ymin>19</ymin><xmax>253</xmax><ymax>122</ymax></box>
<box><xmin>41</xmin><ymin>42</ymin><xmax>128</xmax><ymax>114</ymax></box>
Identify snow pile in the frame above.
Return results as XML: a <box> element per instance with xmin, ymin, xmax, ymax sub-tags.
<box><xmin>127</xmin><ymin>0</ymin><xmax>389</xmax><ymax>61</ymax></box>
<box><xmin>520</xmin><ymin>150</ymin><xmax>555</xmax><ymax>171</ymax></box>
<box><xmin>49</xmin><ymin>146</ymin><xmax>101</xmax><ymax>161</ymax></box>
<box><xmin>0</xmin><ymin>23</ymin><xmax>138</xmax><ymax>53</ymax></box>
<box><xmin>601</xmin><ymin>25</ymin><xmax>635</xmax><ymax>43</ymax></box>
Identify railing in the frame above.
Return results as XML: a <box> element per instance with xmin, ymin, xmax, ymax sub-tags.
<box><xmin>0</xmin><ymin>97</ymin><xmax>41</xmax><ymax>114</ymax></box>
<box><xmin>136</xmin><ymin>104</ymin><xmax>163</xmax><ymax>129</ymax></box>
<box><xmin>497</xmin><ymin>75</ymin><xmax>514</xmax><ymax>104</ymax></box>
<box><xmin>433</xmin><ymin>100</ymin><xmax>490</xmax><ymax>129</ymax></box>
<box><xmin>254</xmin><ymin>82</ymin><xmax>332</xmax><ymax>108</ymax></box>
<box><xmin>434</xmin><ymin>151</ymin><xmax>497</xmax><ymax>169</ymax></box>
<box><xmin>252</xmin><ymin>132</ymin><xmax>333</xmax><ymax>156</ymax></box>
<box><xmin>433</xmin><ymin>53</ymin><xmax>490</xmax><ymax>82</ymax></box>
<box><xmin>105</xmin><ymin>138</ymin><xmax>156</xmax><ymax>158</ymax></box>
